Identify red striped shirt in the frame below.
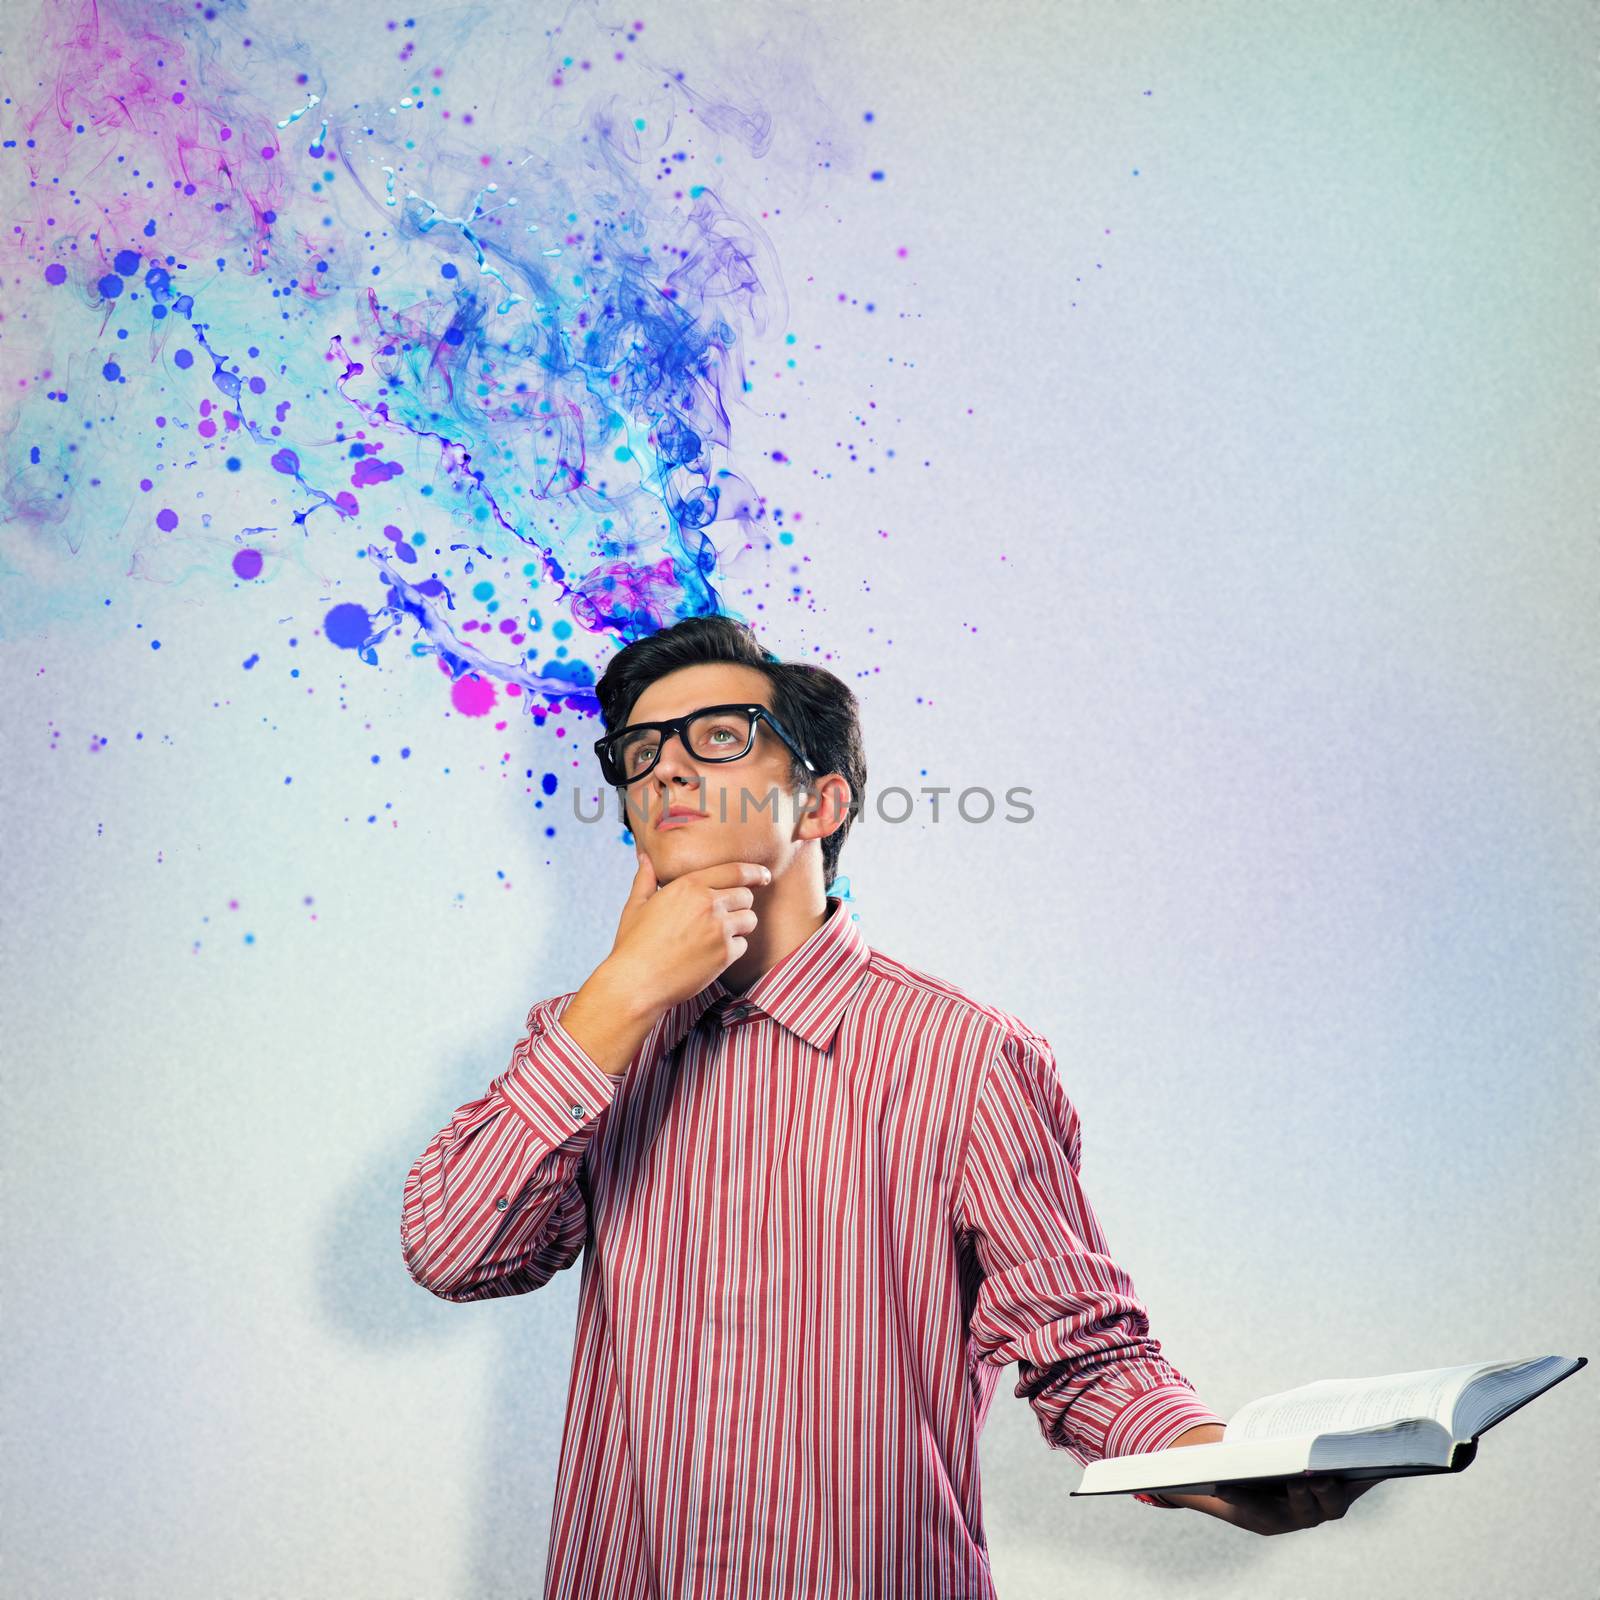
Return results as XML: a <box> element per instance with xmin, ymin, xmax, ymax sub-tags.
<box><xmin>403</xmin><ymin>894</ymin><xmax>1224</xmax><ymax>1596</ymax></box>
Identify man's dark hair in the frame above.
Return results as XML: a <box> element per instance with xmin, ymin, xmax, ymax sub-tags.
<box><xmin>595</xmin><ymin>616</ymin><xmax>866</xmax><ymax>889</ymax></box>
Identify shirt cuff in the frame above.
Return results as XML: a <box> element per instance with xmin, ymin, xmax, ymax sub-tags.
<box><xmin>496</xmin><ymin>996</ymin><xmax>619</xmax><ymax>1145</ymax></box>
<box><xmin>1101</xmin><ymin>1383</ymin><xmax>1229</xmax><ymax>1461</ymax></box>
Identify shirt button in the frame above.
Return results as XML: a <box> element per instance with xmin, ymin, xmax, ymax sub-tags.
<box><xmin>494</xmin><ymin>1197</ymin><xmax>508</xmax><ymax>1210</ymax></box>
<box><xmin>532</xmin><ymin>1021</ymin><xmax>545</xmax><ymax>1035</ymax></box>
<box><xmin>568</xmin><ymin>1102</ymin><xmax>585</xmax><ymax>1120</ymax></box>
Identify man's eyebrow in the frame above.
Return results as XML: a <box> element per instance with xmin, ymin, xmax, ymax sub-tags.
<box><xmin>625</xmin><ymin>702</ymin><xmax>769</xmax><ymax>727</ymax></box>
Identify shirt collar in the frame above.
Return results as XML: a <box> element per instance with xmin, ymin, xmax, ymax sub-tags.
<box><xmin>659</xmin><ymin>894</ymin><xmax>869</xmax><ymax>1056</ymax></box>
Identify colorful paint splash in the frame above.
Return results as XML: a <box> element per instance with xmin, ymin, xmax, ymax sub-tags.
<box><xmin>2</xmin><ymin>0</ymin><xmax>853</xmax><ymax>731</ymax></box>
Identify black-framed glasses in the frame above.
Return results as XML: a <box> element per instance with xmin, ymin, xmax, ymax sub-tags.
<box><xmin>594</xmin><ymin>702</ymin><xmax>817</xmax><ymax>787</ymax></box>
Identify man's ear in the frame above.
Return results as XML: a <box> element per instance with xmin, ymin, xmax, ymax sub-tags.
<box><xmin>802</xmin><ymin>773</ymin><xmax>851</xmax><ymax>837</ymax></box>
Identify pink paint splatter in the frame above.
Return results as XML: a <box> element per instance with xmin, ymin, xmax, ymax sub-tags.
<box><xmin>450</xmin><ymin>673</ymin><xmax>497</xmax><ymax>717</ymax></box>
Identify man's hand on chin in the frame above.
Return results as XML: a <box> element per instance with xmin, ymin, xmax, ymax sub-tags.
<box><xmin>1156</xmin><ymin>1423</ymin><xmax>1383</xmax><ymax>1534</ymax></box>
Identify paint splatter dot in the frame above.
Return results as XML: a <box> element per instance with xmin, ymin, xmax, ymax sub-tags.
<box><xmin>451</xmin><ymin>673</ymin><xmax>497</xmax><ymax>717</ymax></box>
<box><xmin>351</xmin><ymin>457</ymin><xmax>403</xmax><ymax>488</ymax></box>
<box><xmin>323</xmin><ymin>601</ymin><xmax>372</xmax><ymax>649</ymax></box>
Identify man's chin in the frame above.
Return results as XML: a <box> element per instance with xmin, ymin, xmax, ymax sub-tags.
<box><xmin>649</xmin><ymin>832</ymin><xmax>738</xmax><ymax>879</ymax></box>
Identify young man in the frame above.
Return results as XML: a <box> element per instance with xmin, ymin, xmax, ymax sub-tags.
<box><xmin>402</xmin><ymin>617</ymin><xmax>1375</xmax><ymax>1598</ymax></box>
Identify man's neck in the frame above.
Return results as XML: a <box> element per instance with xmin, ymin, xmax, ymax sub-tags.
<box><xmin>716</xmin><ymin>876</ymin><xmax>831</xmax><ymax>995</ymax></box>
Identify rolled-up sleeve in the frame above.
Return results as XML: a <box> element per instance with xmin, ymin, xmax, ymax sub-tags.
<box><xmin>401</xmin><ymin>993</ymin><xmax>619</xmax><ymax>1302</ymax></box>
<box><xmin>954</xmin><ymin>1026</ymin><xmax>1226</xmax><ymax>1505</ymax></box>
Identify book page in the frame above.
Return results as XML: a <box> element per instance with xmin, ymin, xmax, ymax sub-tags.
<box><xmin>1226</xmin><ymin>1363</ymin><xmax>1494</xmax><ymax>1441</ymax></box>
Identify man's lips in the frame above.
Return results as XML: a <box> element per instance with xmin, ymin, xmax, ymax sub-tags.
<box><xmin>656</xmin><ymin>806</ymin><xmax>705</xmax><ymax>830</ymax></box>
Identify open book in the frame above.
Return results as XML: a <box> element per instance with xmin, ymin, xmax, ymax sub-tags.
<box><xmin>1071</xmin><ymin>1354</ymin><xmax>1586</xmax><ymax>1500</ymax></box>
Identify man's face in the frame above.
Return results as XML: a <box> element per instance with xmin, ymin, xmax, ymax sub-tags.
<box><xmin>618</xmin><ymin>661</ymin><xmax>814</xmax><ymax>883</ymax></box>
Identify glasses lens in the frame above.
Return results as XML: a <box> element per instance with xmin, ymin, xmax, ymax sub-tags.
<box><xmin>611</xmin><ymin>727</ymin><xmax>659</xmax><ymax>780</ymax></box>
<box><xmin>604</xmin><ymin>709</ymin><xmax>754</xmax><ymax>781</ymax></box>
<box><xmin>687</xmin><ymin>708</ymin><xmax>754</xmax><ymax>760</ymax></box>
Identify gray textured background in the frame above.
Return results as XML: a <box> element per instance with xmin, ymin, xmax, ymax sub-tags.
<box><xmin>2</xmin><ymin>1</ymin><xmax>1596</xmax><ymax>1595</ymax></box>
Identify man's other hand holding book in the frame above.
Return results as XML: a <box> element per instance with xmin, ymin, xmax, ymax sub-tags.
<box><xmin>1157</xmin><ymin>1424</ymin><xmax>1383</xmax><ymax>1534</ymax></box>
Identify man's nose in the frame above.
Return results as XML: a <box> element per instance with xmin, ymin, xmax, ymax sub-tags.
<box><xmin>651</xmin><ymin>730</ymin><xmax>704</xmax><ymax>783</ymax></box>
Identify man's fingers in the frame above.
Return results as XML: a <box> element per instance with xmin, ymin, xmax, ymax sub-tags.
<box><xmin>1304</xmin><ymin>1478</ymin><xmax>1348</xmax><ymax>1520</ymax></box>
<box><xmin>1285</xmin><ymin>1480</ymin><xmax>1320</xmax><ymax>1526</ymax></box>
<box><xmin>1335</xmin><ymin>1478</ymin><xmax>1381</xmax><ymax>1511</ymax></box>
<box><xmin>1208</xmin><ymin>1474</ymin><xmax>1378</xmax><ymax>1537</ymax></box>
<box><xmin>689</xmin><ymin>861</ymin><xmax>773</xmax><ymax>890</ymax></box>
